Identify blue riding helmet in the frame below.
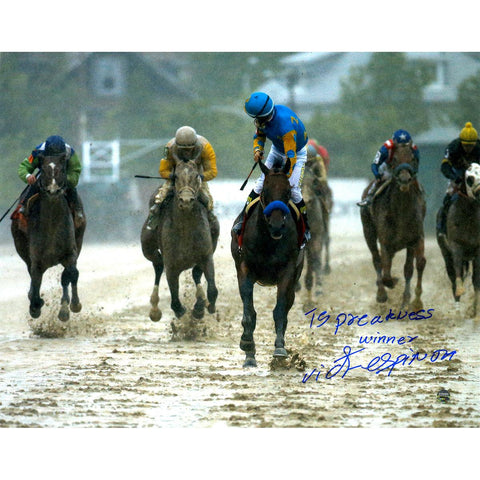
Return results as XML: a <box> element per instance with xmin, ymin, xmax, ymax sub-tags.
<box><xmin>392</xmin><ymin>129</ymin><xmax>412</xmax><ymax>144</ymax></box>
<box><xmin>44</xmin><ymin>135</ymin><xmax>66</xmax><ymax>155</ymax></box>
<box><xmin>245</xmin><ymin>92</ymin><xmax>275</xmax><ymax>118</ymax></box>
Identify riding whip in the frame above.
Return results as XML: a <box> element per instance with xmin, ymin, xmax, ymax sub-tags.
<box><xmin>0</xmin><ymin>173</ymin><xmax>40</xmax><ymax>225</ymax></box>
<box><xmin>240</xmin><ymin>162</ymin><xmax>258</xmax><ymax>191</ymax></box>
<box><xmin>134</xmin><ymin>175</ymin><xmax>163</xmax><ymax>179</ymax></box>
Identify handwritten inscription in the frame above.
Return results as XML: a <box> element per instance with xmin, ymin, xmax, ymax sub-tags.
<box><xmin>302</xmin><ymin>307</ymin><xmax>456</xmax><ymax>382</ymax></box>
<box><xmin>302</xmin><ymin>346</ymin><xmax>457</xmax><ymax>382</ymax></box>
<box><xmin>305</xmin><ymin>307</ymin><xmax>435</xmax><ymax>335</ymax></box>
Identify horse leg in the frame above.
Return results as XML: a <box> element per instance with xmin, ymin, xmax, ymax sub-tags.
<box><xmin>166</xmin><ymin>268</ymin><xmax>186</xmax><ymax>319</ymax></box>
<box><xmin>323</xmin><ymin>226</ymin><xmax>331</xmax><ymax>275</ymax></box>
<box><xmin>238</xmin><ymin>273</ymin><xmax>257</xmax><ymax>367</ymax></box>
<box><xmin>411</xmin><ymin>239</ymin><xmax>426</xmax><ymax>310</ymax></box>
<box><xmin>203</xmin><ymin>257</ymin><xmax>218</xmax><ymax>314</ymax></box>
<box><xmin>272</xmin><ymin>275</ymin><xmax>295</xmax><ymax>358</ymax></box>
<box><xmin>361</xmin><ymin>209</ymin><xmax>387</xmax><ymax>302</ymax></box>
<box><xmin>400</xmin><ymin>247</ymin><xmax>414</xmax><ymax>309</ymax></box>
<box><xmin>452</xmin><ymin>245</ymin><xmax>466</xmax><ymax>299</ymax></box>
<box><xmin>192</xmin><ymin>265</ymin><xmax>206</xmax><ymax>319</ymax></box>
<box><xmin>28</xmin><ymin>262</ymin><xmax>45</xmax><ymax>319</ymax></box>
<box><xmin>471</xmin><ymin>254</ymin><xmax>480</xmax><ymax>318</ymax></box>
<box><xmin>69</xmin><ymin>265</ymin><xmax>82</xmax><ymax>314</ymax></box>
<box><xmin>149</xmin><ymin>259</ymin><xmax>164</xmax><ymax>322</ymax></box>
<box><xmin>59</xmin><ymin>264</ymin><xmax>80</xmax><ymax>322</ymax></box>
<box><xmin>380</xmin><ymin>245</ymin><xmax>398</xmax><ymax>289</ymax></box>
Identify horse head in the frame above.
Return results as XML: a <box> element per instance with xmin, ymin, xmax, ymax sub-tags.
<box><xmin>259</xmin><ymin>159</ymin><xmax>292</xmax><ymax>240</ymax></box>
<box><xmin>391</xmin><ymin>144</ymin><xmax>417</xmax><ymax>192</ymax></box>
<box><xmin>465</xmin><ymin>163</ymin><xmax>480</xmax><ymax>202</ymax></box>
<box><xmin>37</xmin><ymin>153</ymin><xmax>68</xmax><ymax>195</ymax></box>
<box><xmin>173</xmin><ymin>159</ymin><xmax>203</xmax><ymax>210</ymax></box>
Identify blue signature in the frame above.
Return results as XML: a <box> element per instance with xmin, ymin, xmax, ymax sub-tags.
<box><xmin>301</xmin><ymin>346</ymin><xmax>457</xmax><ymax>382</ymax></box>
<box><xmin>305</xmin><ymin>307</ymin><xmax>435</xmax><ymax>335</ymax></box>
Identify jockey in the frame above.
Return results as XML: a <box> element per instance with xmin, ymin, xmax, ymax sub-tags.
<box><xmin>17</xmin><ymin>135</ymin><xmax>83</xmax><ymax>226</ymax></box>
<box><xmin>306</xmin><ymin>143</ymin><xmax>329</xmax><ymax>197</ymax></box>
<box><xmin>308</xmin><ymin>138</ymin><xmax>330</xmax><ymax>174</ymax></box>
<box><xmin>357</xmin><ymin>129</ymin><xmax>420</xmax><ymax>207</ymax></box>
<box><xmin>232</xmin><ymin>91</ymin><xmax>311</xmax><ymax>244</ymax></box>
<box><xmin>146</xmin><ymin>126</ymin><xmax>217</xmax><ymax>230</ymax></box>
<box><xmin>437</xmin><ymin>121</ymin><xmax>480</xmax><ymax>236</ymax></box>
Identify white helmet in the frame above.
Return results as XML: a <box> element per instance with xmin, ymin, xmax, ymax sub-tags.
<box><xmin>175</xmin><ymin>126</ymin><xmax>198</xmax><ymax>148</ymax></box>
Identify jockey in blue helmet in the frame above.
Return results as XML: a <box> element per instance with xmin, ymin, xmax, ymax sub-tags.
<box><xmin>357</xmin><ymin>129</ymin><xmax>420</xmax><ymax>207</ymax></box>
<box><xmin>233</xmin><ymin>91</ymin><xmax>311</xmax><ymax>246</ymax></box>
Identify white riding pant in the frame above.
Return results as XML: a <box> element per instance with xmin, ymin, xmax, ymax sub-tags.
<box><xmin>253</xmin><ymin>145</ymin><xmax>307</xmax><ymax>204</ymax></box>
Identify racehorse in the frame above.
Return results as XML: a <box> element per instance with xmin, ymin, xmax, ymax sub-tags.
<box><xmin>231</xmin><ymin>159</ymin><xmax>305</xmax><ymax>367</ymax></box>
<box><xmin>11</xmin><ymin>152</ymin><xmax>86</xmax><ymax>321</ymax></box>
<box><xmin>297</xmin><ymin>158</ymin><xmax>332</xmax><ymax>301</ymax></box>
<box><xmin>436</xmin><ymin>162</ymin><xmax>480</xmax><ymax>316</ymax></box>
<box><xmin>141</xmin><ymin>158</ymin><xmax>219</xmax><ymax>322</ymax></box>
<box><xmin>360</xmin><ymin>145</ymin><xmax>426</xmax><ymax>308</ymax></box>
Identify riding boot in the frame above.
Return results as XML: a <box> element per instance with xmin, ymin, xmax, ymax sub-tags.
<box><xmin>357</xmin><ymin>179</ymin><xmax>379</xmax><ymax>207</ymax></box>
<box><xmin>65</xmin><ymin>187</ymin><xmax>84</xmax><ymax>226</ymax></box>
<box><xmin>295</xmin><ymin>199</ymin><xmax>311</xmax><ymax>247</ymax></box>
<box><xmin>232</xmin><ymin>189</ymin><xmax>259</xmax><ymax>235</ymax></box>
<box><xmin>146</xmin><ymin>202</ymin><xmax>162</xmax><ymax>231</ymax></box>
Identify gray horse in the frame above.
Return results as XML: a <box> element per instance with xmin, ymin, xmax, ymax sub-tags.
<box><xmin>141</xmin><ymin>159</ymin><xmax>219</xmax><ymax>322</ymax></box>
<box><xmin>11</xmin><ymin>153</ymin><xmax>86</xmax><ymax>321</ymax></box>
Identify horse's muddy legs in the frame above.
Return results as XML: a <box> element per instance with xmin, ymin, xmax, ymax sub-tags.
<box><xmin>149</xmin><ymin>261</ymin><xmax>163</xmax><ymax>322</ymax></box>
<box><xmin>28</xmin><ymin>263</ymin><xmax>45</xmax><ymax>319</ymax></box>
<box><xmin>59</xmin><ymin>264</ymin><xmax>81</xmax><ymax>322</ymax></box>
<box><xmin>239</xmin><ymin>277</ymin><xmax>257</xmax><ymax>367</ymax></box>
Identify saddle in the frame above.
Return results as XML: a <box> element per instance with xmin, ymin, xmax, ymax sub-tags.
<box><xmin>237</xmin><ymin>197</ymin><xmax>306</xmax><ymax>249</ymax></box>
<box><xmin>10</xmin><ymin>193</ymin><xmax>40</xmax><ymax>233</ymax></box>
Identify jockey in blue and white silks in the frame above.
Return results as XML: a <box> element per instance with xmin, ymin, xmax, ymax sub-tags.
<box><xmin>232</xmin><ymin>91</ymin><xmax>311</xmax><ymax>245</ymax></box>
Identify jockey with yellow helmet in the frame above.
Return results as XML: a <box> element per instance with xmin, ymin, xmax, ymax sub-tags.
<box><xmin>232</xmin><ymin>91</ymin><xmax>311</xmax><ymax>244</ymax></box>
<box><xmin>437</xmin><ymin>122</ymin><xmax>480</xmax><ymax>236</ymax></box>
<box><xmin>146</xmin><ymin>126</ymin><xmax>217</xmax><ymax>230</ymax></box>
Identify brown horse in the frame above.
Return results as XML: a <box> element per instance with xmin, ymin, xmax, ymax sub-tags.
<box><xmin>231</xmin><ymin>159</ymin><xmax>305</xmax><ymax>367</ymax></box>
<box><xmin>141</xmin><ymin>159</ymin><xmax>219</xmax><ymax>322</ymax></box>
<box><xmin>11</xmin><ymin>153</ymin><xmax>86</xmax><ymax>321</ymax></box>
<box><xmin>436</xmin><ymin>162</ymin><xmax>480</xmax><ymax>316</ymax></box>
<box><xmin>297</xmin><ymin>159</ymin><xmax>332</xmax><ymax>301</ymax></box>
<box><xmin>360</xmin><ymin>145</ymin><xmax>426</xmax><ymax>308</ymax></box>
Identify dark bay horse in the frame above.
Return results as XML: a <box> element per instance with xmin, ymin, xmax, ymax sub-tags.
<box><xmin>297</xmin><ymin>159</ymin><xmax>332</xmax><ymax>301</ymax></box>
<box><xmin>11</xmin><ymin>153</ymin><xmax>86</xmax><ymax>321</ymax></box>
<box><xmin>436</xmin><ymin>163</ymin><xmax>480</xmax><ymax>316</ymax></box>
<box><xmin>360</xmin><ymin>145</ymin><xmax>426</xmax><ymax>308</ymax></box>
<box><xmin>231</xmin><ymin>159</ymin><xmax>305</xmax><ymax>367</ymax></box>
<box><xmin>141</xmin><ymin>158</ymin><xmax>219</xmax><ymax>322</ymax></box>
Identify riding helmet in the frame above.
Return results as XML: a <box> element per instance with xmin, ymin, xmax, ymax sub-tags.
<box><xmin>245</xmin><ymin>92</ymin><xmax>275</xmax><ymax>118</ymax></box>
<box><xmin>392</xmin><ymin>129</ymin><xmax>412</xmax><ymax>144</ymax></box>
<box><xmin>44</xmin><ymin>135</ymin><xmax>66</xmax><ymax>155</ymax></box>
<box><xmin>460</xmin><ymin>122</ymin><xmax>478</xmax><ymax>144</ymax></box>
<box><xmin>175</xmin><ymin>126</ymin><xmax>198</xmax><ymax>148</ymax></box>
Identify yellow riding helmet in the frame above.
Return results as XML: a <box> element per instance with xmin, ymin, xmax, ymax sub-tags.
<box><xmin>460</xmin><ymin>122</ymin><xmax>478</xmax><ymax>145</ymax></box>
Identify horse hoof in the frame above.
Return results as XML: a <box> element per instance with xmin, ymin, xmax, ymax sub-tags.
<box><xmin>149</xmin><ymin>309</ymin><xmax>162</xmax><ymax>322</ymax></box>
<box><xmin>70</xmin><ymin>302</ymin><xmax>82</xmax><ymax>313</ymax></box>
<box><xmin>243</xmin><ymin>356</ymin><xmax>257</xmax><ymax>368</ymax></box>
<box><xmin>207</xmin><ymin>303</ymin><xmax>216</xmax><ymax>314</ymax></box>
<box><xmin>192</xmin><ymin>308</ymin><xmax>205</xmax><ymax>320</ymax></box>
<box><xmin>273</xmin><ymin>347</ymin><xmax>288</xmax><ymax>358</ymax></box>
<box><xmin>58</xmin><ymin>307</ymin><xmax>70</xmax><ymax>322</ymax></box>
<box><xmin>174</xmin><ymin>307</ymin><xmax>187</xmax><ymax>319</ymax></box>
<box><xmin>30</xmin><ymin>308</ymin><xmax>41</xmax><ymax>319</ymax></box>
<box><xmin>376</xmin><ymin>292</ymin><xmax>388</xmax><ymax>303</ymax></box>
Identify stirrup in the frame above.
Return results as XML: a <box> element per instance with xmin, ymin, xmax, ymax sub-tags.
<box><xmin>357</xmin><ymin>198</ymin><xmax>371</xmax><ymax>207</ymax></box>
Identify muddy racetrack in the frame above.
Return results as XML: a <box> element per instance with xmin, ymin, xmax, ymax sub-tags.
<box><xmin>1</xmin><ymin>216</ymin><xmax>479</xmax><ymax>429</ymax></box>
